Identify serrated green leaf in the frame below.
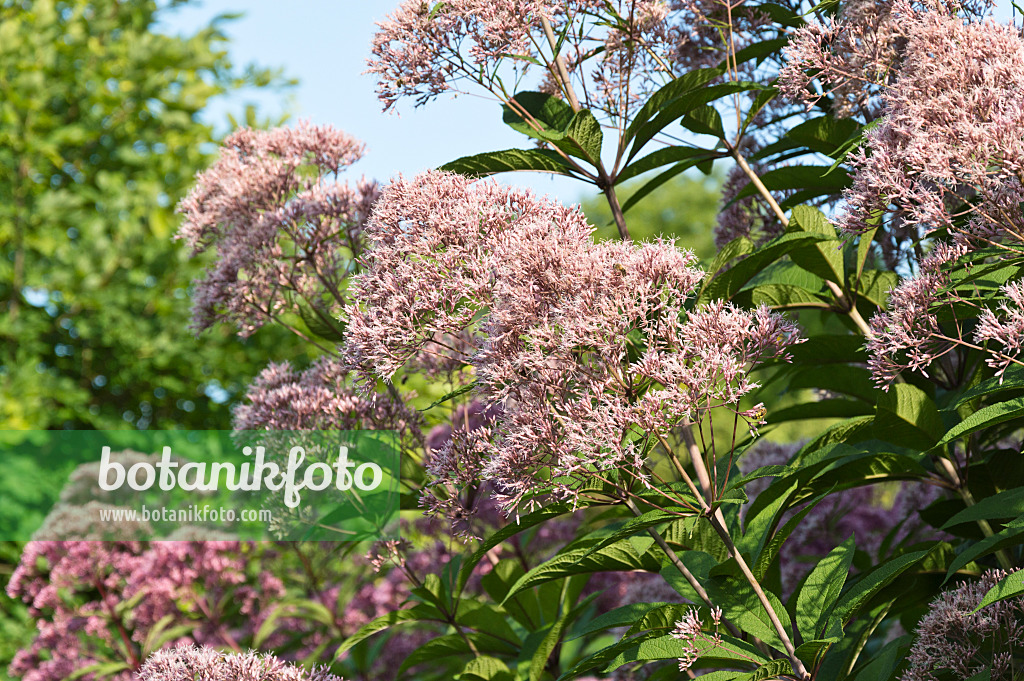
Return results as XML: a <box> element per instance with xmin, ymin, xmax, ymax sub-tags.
<box><xmin>941</xmin><ymin>487</ymin><xmax>1024</xmax><ymax>529</ymax></box>
<box><xmin>945</xmin><ymin>364</ymin><xmax>1024</xmax><ymax>410</ymax></box>
<box><xmin>502</xmin><ymin>91</ymin><xmax>575</xmax><ymax>140</ymax></box>
<box><xmin>935</xmin><ymin>395</ymin><xmax>1024</xmax><ymax>447</ymax></box>
<box><xmin>335</xmin><ymin>606</ymin><xmax>440</xmax><ymax>658</ymax></box>
<box><xmin>459</xmin><ymin>656</ymin><xmax>513</xmax><ymax>681</ymax></box>
<box><xmin>503</xmin><ymin>540</ymin><xmax>660</xmax><ymax>602</ymax></box>
<box><xmin>975</xmin><ymin>570</ymin><xmax>1024</xmax><ymax>611</ymax></box>
<box><xmin>680</xmin><ymin>104</ymin><xmax>725</xmax><ymax>138</ymax></box>
<box><xmin>608</xmin><ymin>632</ymin><xmax>769</xmax><ymax>670</ymax></box>
<box><xmin>568</xmin><ymin>601</ymin><xmax>671</xmax><ymax>641</ymax></box>
<box><xmin>440</xmin><ymin>148</ymin><xmax>575</xmax><ymax>177</ymax></box>
<box><xmin>736</xmin><ymin>658</ymin><xmax>793</xmax><ymax>680</ymax></box>
<box><xmin>874</xmin><ymin>383</ymin><xmax>944</xmax><ymax>450</ymax></box>
<box><xmin>796</xmin><ymin>536</ymin><xmax>855</xmax><ymax>641</ymax></box>
<box><xmin>699</xmin><ymin>231</ymin><xmax>827</xmax><ymax>303</ymax></box>
<box><xmin>831</xmin><ymin>550</ymin><xmax>929</xmax><ymax>624</ymax></box>
<box><xmin>616</xmin><ymin>146</ymin><xmax>717</xmax><ymax>184</ymax></box>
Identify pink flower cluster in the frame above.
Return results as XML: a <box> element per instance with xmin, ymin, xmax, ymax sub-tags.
<box><xmin>671</xmin><ymin>606</ymin><xmax>722</xmax><ymax>672</ymax></box>
<box><xmin>232</xmin><ymin>355</ymin><xmax>422</xmax><ymax>436</ymax></box>
<box><xmin>7</xmin><ymin>539</ymin><xmax>284</xmax><ymax>681</ymax></box>
<box><xmin>178</xmin><ymin>122</ymin><xmax>378</xmax><ymax>336</ymax></box>
<box><xmin>368</xmin><ymin>0</ymin><xmax>782</xmax><ymax>121</ymax></box>
<box><xmin>346</xmin><ymin>170</ymin><xmax>802</xmax><ymax>516</ymax></box>
<box><xmin>783</xmin><ymin>0</ymin><xmax>1024</xmax><ymax>387</ymax></box>
<box><xmin>138</xmin><ymin>646</ymin><xmax>341</xmax><ymax>681</ymax></box>
<box><xmin>779</xmin><ymin>0</ymin><xmax>991</xmax><ymax>120</ymax></box>
<box><xmin>975</xmin><ymin>281</ymin><xmax>1024</xmax><ymax>381</ymax></box>
<box><xmin>903</xmin><ymin>570</ymin><xmax>1024</xmax><ymax>681</ymax></box>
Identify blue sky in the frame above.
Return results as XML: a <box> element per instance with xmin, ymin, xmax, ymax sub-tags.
<box><xmin>158</xmin><ymin>1</ymin><xmax>588</xmax><ymax>204</ymax></box>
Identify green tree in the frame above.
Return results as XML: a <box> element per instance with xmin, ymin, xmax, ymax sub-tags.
<box><xmin>581</xmin><ymin>172</ymin><xmax>722</xmax><ymax>261</ymax></box>
<box><xmin>0</xmin><ymin>0</ymin><xmax>308</xmax><ymax>429</ymax></box>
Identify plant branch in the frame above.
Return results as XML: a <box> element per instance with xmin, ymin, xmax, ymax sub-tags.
<box><xmin>540</xmin><ymin>16</ymin><xmax>581</xmax><ymax>112</ymax></box>
<box><xmin>683</xmin><ymin>423</ymin><xmax>810</xmax><ymax>679</ymax></box>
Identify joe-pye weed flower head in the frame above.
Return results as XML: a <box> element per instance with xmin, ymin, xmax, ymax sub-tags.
<box><xmin>345</xmin><ymin>170</ymin><xmax>802</xmax><ymax>517</ymax></box>
<box><xmin>178</xmin><ymin>122</ymin><xmax>378</xmax><ymax>337</ymax></box>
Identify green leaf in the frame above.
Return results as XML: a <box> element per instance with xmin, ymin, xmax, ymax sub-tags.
<box><xmin>783</xmin><ymin>364</ymin><xmax>877</xmax><ymax>403</ymax></box>
<box><xmin>831</xmin><ymin>550</ymin><xmax>929</xmax><ymax>624</ymax></box>
<box><xmin>705</xmin><ymin>236</ymin><xmax>755</xmax><ymax>280</ymax></box>
<box><xmin>626</xmin><ymin>81</ymin><xmax>760</xmax><ymax>162</ymax></box>
<box><xmin>741</xmin><ymin>283</ymin><xmax>830</xmax><ymax>310</ymax></box>
<box><xmin>624</xmin><ymin>66</ymin><xmax>726</xmax><ymax>149</ymax></box>
<box><xmin>568</xmin><ymin>601</ymin><xmax>672</xmax><ymax>641</ymax></box>
<box><xmin>944</xmin><ymin>523</ymin><xmax>1024</xmax><ymax>578</ymax></box>
<box><xmin>440</xmin><ymin>148</ymin><xmax>576</xmax><ymax>177</ymax></box>
<box><xmin>529</xmin><ymin>589</ymin><xmax>598</xmax><ymax>681</ymax></box>
<box><xmin>874</xmin><ymin>383</ymin><xmax>945</xmax><ymax>450</ymax></box>
<box><xmin>619</xmin><ymin>159</ymin><xmax>711</xmax><ymax>214</ymax></box>
<box><xmin>397</xmin><ymin>633</ymin><xmax>513</xmax><ymax>678</ymax></box>
<box><xmin>752</xmin><ymin>490</ymin><xmax>831</xmax><ymax>581</ymax></box>
<box><xmin>849</xmin><ymin>635</ymin><xmax>912</xmax><ymax>681</ymax></box>
<box><xmin>456</xmin><ymin>600</ymin><xmax>521</xmax><ymax>645</ymax></box>
<box><xmin>941</xmin><ymin>487</ymin><xmax>1024</xmax><ymax>529</ymax></box>
<box><xmin>67</xmin><ymin>663</ymin><xmax>131</xmax><ymax>681</ymax></box>
<box><xmin>935</xmin><ymin>395</ymin><xmax>1024</xmax><ymax>447</ymax></box>
<box><xmin>457</xmin><ymin>503</ymin><xmax>574</xmax><ymax>593</ymax></box>
<box><xmin>502</xmin><ymin>91</ymin><xmax>575</xmax><ymax>140</ymax></box>
<box><xmin>299</xmin><ymin>302</ymin><xmax>346</xmax><ymax>342</ymax></box>
<box><xmin>945</xmin><ymin>364</ymin><xmax>1024</xmax><ymax>410</ymax></box>
<box><xmin>768</xmin><ymin>399</ymin><xmax>874</xmax><ymax>423</ymax></box>
<box><xmin>731</xmin><ymin>165</ymin><xmax>851</xmax><ymax>203</ymax></box>
<box><xmin>608</xmin><ymin>632</ymin><xmax>769</xmax><ymax>670</ymax></box>
<box><xmin>336</xmin><ymin>606</ymin><xmax>440</xmax><ymax>658</ymax></box>
<box><xmin>789</xmin><ymin>205</ymin><xmax>844</xmax><ymax>284</ymax></box>
<box><xmin>616</xmin><ymin>146</ymin><xmax>718</xmax><ymax>184</ymax></box>
<box><xmin>855</xmin><ymin>227</ymin><xmax>878</xmax><ymax>283</ymax></box>
<box><xmin>419</xmin><ymin>382</ymin><xmax>478</xmax><ymax>411</ymax></box>
<box><xmin>679</xmin><ymin>104</ymin><xmax>725</xmax><ymax>138</ymax></box>
<box><xmin>975</xmin><ymin>570</ymin><xmax>1024</xmax><ymax>611</ymax></box>
<box><xmin>699</xmin><ymin>231</ymin><xmax>827</xmax><ymax>303</ymax></box>
<box><xmin>582</xmin><ymin>508</ymin><xmax>694</xmax><ymax>558</ymax></box>
<box><xmin>796</xmin><ymin>536</ymin><xmax>855</xmax><ymax>641</ymax></box>
<box><xmin>795</xmin><ymin>638</ymin><xmax>840</xmax><ymax>669</ymax></box>
<box><xmin>857</xmin><ymin>270</ymin><xmax>900</xmax><ymax>308</ymax></box>
<box><xmin>703</xmin><ymin>578</ymin><xmax>793</xmax><ymax>653</ymax></box>
<box><xmin>564</xmin><ymin>109</ymin><xmax>604</xmax><ymax>163</ymax></box>
<box><xmin>459</xmin><ymin>656</ymin><xmax>513</xmax><ymax>681</ymax></box>
<box><xmin>503</xmin><ymin>540</ymin><xmax>660</xmax><ymax>602</ymax></box>
<box><xmin>736</xmin><ymin>659</ymin><xmax>793</xmax><ymax>681</ymax></box>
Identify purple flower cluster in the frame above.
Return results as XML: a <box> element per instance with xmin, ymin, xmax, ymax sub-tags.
<box><xmin>178</xmin><ymin>122</ymin><xmax>378</xmax><ymax>336</ymax></box>
<box><xmin>346</xmin><ymin>170</ymin><xmax>802</xmax><ymax>518</ymax></box>
<box><xmin>7</xmin><ymin>540</ymin><xmax>285</xmax><ymax>681</ymax></box>
<box><xmin>368</xmin><ymin>0</ymin><xmax>785</xmax><ymax>121</ymax></box>
<box><xmin>903</xmin><ymin>570</ymin><xmax>1024</xmax><ymax>681</ymax></box>
<box><xmin>138</xmin><ymin>646</ymin><xmax>341</xmax><ymax>681</ymax></box>
<box><xmin>783</xmin><ymin>0</ymin><xmax>1024</xmax><ymax>387</ymax></box>
<box><xmin>232</xmin><ymin>355</ymin><xmax>422</xmax><ymax>436</ymax></box>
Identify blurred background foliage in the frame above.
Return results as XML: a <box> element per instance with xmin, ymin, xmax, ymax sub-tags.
<box><xmin>0</xmin><ymin>0</ymin><xmax>310</xmax><ymax>432</ymax></box>
<box><xmin>0</xmin><ymin>1</ymin><xmax>311</xmax><ymax>677</ymax></box>
<box><xmin>582</xmin><ymin>172</ymin><xmax>722</xmax><ymax>262</ymax></box>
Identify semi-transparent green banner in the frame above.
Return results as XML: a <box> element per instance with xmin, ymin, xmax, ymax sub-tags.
<box><xmin>0</xmin><ymin>430</ymin><xmax>400</xmax><ymax>541</ymax></box>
